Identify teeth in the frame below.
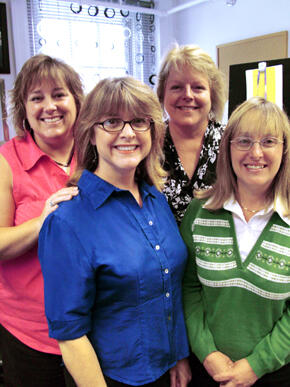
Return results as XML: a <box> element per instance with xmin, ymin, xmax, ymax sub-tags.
<box><xmin>42</xmin><ymin>117</ymin><xmax>61</xmax><ymax>123</ymax></box>
<box><xmin>116</xmin><ymin>146</ymin><xmax>137</xmax><ymax>151</ymax></box>
<box><xmin>178</xmin><ymin>107</ymin><xmax>196</xmax><ymax>110</ymax></box>
<box><xmin>246</xmin><ymin>165</ymin><xmax>265</xmax><ymax>169</ymax></box>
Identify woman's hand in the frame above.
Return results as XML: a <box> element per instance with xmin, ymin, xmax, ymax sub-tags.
<box><xmin>36</xmin><ymin>186</ymin><xmax>79</xmax><ymax>230</ymax></box>
<box><xmin>170</xmin><ymin>358</ymin><xmax>192</xmax><ymax>387</ymax></box>
<box><xmin>213</xmin><ymin>358</ymin><xmax>258</xmax><ymax>387</ymax></box>
<box><xmin>203</xmin><ymin>351</ymin><xmax>234</xmax><ymax>379</ymax></box>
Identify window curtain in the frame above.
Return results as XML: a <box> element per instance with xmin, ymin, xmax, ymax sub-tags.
<box><xmin>27</xmin><ymin>0</ymin><xmax>159</xmax><ymax>91</ymax></box>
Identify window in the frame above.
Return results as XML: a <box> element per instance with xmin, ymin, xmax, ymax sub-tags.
<box><xmin>27</xmin><ymin>0</ymin><xmax>159</xmax><ymax>92</ymax></box>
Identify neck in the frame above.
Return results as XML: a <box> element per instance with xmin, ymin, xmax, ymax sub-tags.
<box><xmin>168</xmin><ymin>119</ymin><xmax>208</xmax><ymax>141</ymax></box>
<box><xmin>237</xmin><ymin>187</ymin><xmax>268</xmax><ymax>214</ymax></box>
<box><xmin>33</xmin><ymin>132</ymin><xmax>75</xmax><ymax>166</ymax></box>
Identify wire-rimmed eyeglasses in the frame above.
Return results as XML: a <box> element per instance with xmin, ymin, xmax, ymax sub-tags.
<box><xmin>95</xmin><ymin>118</ymin><xmax>152</xmax><ymax>133</ymax></box>
<box><xmin>230</xmin><ymin>136</ymin><xmax>284</xmax><ymax>151</ymax></box>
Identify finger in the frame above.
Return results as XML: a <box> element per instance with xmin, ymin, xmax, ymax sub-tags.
<box><xmin>170</xmin><ymin>370</ymin><xmax>177</xmax><ymax>387</ymax></box>
<box><xmin>214</xmin><ymin>373</ymin><xmax>232</xmax><ymax>382</ymax></box>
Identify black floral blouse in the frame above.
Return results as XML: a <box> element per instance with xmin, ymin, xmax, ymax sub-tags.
<box><xmin>163</xmin><ymin>120</ymin><xmax>225</xmax><ymax>224</ymax></box>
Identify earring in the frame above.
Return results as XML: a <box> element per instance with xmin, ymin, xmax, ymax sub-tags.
<box><xmin>208</xmin><ymin>111</ymin><xmax>215</xmax><ymax>121</ymax></box>
<box><xmin>23</xmin><ymin>119</ymin><xmax>27</xmax><ymax>131</ymax></box>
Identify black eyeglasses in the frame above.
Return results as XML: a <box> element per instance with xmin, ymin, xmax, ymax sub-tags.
<box><xmin>230</xmin><ymin>136</ymin><xmax>284</xmax><ymax>151</ymax></box>
<box><xmin>96</xmin><ymin>118</ymin><xmax>152</xmax><ymax>133</ymax></box>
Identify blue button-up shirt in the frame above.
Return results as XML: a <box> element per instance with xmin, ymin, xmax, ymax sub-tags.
<box><xmin>39</xmin><ymin>170</ymin><xmax>189</xmax><ymax>385</ymax></box>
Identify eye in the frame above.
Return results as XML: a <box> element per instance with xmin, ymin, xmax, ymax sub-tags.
<box><xmin>261</xmin><ymin>137</ymin><xmax>278</xmax><ymax>147</ymax></box>
<box><xmin>132</xmin><ymin>118</ymin><xmax>148</xmax><ymax>127</ymax></box>
<box><xmin>29</xmin><ymin>95</ymin><xmax>42</xmax><ymax>102</ymax></box>
<box><xmin>170</xmin><ymin>84</ymin><xmax>181</xmax><ymax>90</ymax></box>
<box><xmin>236</xmin><ymin>137</ymin><xmax>252</xmax><ymax>147</ymax></box>
<box><xmin>54</xmin><ymin>92</ymin><xmax>66</xmax><ymax>98</ymax></box>
<box><xmin>104</xmin><ymin>118</ymin><xmax>122</xmax><ymax>128</ymax></box>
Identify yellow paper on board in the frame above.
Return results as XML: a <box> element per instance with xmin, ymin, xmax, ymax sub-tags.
<box><xmin>245</xmin><ymin>65</ymin><xmax>283</xmax><ymax>109</ymax></box>
<box><xmin>252</xmin><ymin>67</ymin><xmax>276</xmax><ymax>102</ymax></box>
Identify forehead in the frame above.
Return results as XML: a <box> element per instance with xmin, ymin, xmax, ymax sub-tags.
<box><xmin>28</xmin><ymin>75</ymin><xmax>67</xmax><ymax>94</ymax></box>
<box><xmin>235</xmin><ymin>110</ymin><xmax>282</xmax><ymax>137</ymax></box>
<box><xmin>166</xmin><ymin>65</ymin><xmax>209</xmax><ymax>85</ymax></box>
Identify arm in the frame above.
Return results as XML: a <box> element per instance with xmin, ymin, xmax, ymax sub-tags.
<box><xmin>180</xmin><ymin>201</ymin><xmax>233</xmax><ymax>379</ymax></box>
<box><xmin>0</xmin><ymin>154</ymin><xmax>78</xmax><ymax>260</ymax></box>
<box><xmin>180</xmin><ymin>202</ymin><xmax>217</xmax><ymax>362</ymax></box>
<box><xmin>59</xmin><ymin>335</ymin><xmax>107</xmax><ymax>387</ymax></box>
<box><xmin>214</xmin><ymin>303</ymin><xmax>290</xmax><ymax>386</ymax></box>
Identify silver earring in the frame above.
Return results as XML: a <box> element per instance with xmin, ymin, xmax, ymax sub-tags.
<box><xmin>208</xmin><ymin>111</ymin><xmax>215</xmax><ymax>121</ymax></box>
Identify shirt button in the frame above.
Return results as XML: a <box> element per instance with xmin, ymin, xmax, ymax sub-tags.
<box><xmin>155</xmin><ymin>245</ymin><xmax>160</xmax><ymax>250</ymax></box>
<box><xmin>149</xmin><ymin>220</ymin><xmax>153</xmax><ymax>226</ymax></box>
<box><xmin>166</xmin><ymin>292</ymin><xmax>170</xmax><ymax>298</ymax></box>
<box><xmin>164</xmin><ymin>268</ymin><xmax>169</xmax><ymax>274</ymax></box>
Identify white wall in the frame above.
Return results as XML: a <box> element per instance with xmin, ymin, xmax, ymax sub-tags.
<box><xmin>160</xmin><ymin>0</ymin><xmax>290</xmax><ymax>62</ymax></box>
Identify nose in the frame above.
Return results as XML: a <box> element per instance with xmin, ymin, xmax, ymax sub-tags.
<box><xmin>120</xmin><ymin>122</ymin><xmax>136</xmax><ymax>138</ymax></box>
<box><xmin>43</xmin><ymin>96</ymin><xmax>57</xmax><ymax>112</ymax></box>
<box><xmin>250</xmin><ymin>142</ymin><xmax>263</xmax><ymax>158</ymax></box>
<box><xmin>183</xmin><ymin>84</ymin><xmax>194</xmax><ymax>99</ymax></box>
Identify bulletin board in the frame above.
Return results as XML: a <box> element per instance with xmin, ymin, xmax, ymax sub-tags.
<box><xmin>217</xmin><ymin>31</ymin><xmax>288</xmax><ymax>96</ymax></box>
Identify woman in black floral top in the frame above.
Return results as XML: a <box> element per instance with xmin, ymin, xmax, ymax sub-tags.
<box><xmin>157</xmin><ymin>44</ymin><xmax>226</xmax><ymax>224</ymax></box>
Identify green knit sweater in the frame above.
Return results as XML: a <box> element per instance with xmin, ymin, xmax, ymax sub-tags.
<box><xmin>180</xmin><ymin>199</ymin><xmax>290</xmax><ymax>378</ymax></box>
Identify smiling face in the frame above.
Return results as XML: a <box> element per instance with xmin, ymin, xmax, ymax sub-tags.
<box><xmin>25</xmin><ymin>78</ymin><xmax>77</xmax><ymax>150</ymax></box>
<box><xmin>92</xmin><ymin>112</ymin><xmax>152</xmax><ymax>185</ymax></box>
<box><xmin>230</xmin><ymin>111</ymin><xmax>284</xmax><ymax>196</ymax></box>
<box><xmin>163</xmin><ymin>65</ymin><xmax>211</xmax><ymax>133</ymax></box>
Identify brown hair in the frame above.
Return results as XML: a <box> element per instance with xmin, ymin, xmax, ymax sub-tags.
<box><xmin>69</xmin><ymin>77</ymin><xmax>167</xmax><ymax>191</ymax></box>
<box><xmin>196</xmin><ymin>97</ymin><xmax>290</xmax><ymax>215</ymax></box>
<box><xmin>10</xmin><ymin>54</ymin><xmax>84</xmax><ymax>136</ymax></box>
<box><xmin>156</xmin><ymin>44</ymin><xmax>226</xmax><ymax>121</ymax></box>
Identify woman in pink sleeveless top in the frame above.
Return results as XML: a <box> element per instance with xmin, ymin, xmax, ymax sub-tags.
<box><xmin>0</xmin><ymin>54</ymin><xmax>84</xmax><ymax>386</ymax></box>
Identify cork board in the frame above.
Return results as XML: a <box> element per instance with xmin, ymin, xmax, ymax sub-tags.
<box><xmin>217</xmin><ymin>31</ymin><xmax>288</xmax><ymax>92</ymax></box>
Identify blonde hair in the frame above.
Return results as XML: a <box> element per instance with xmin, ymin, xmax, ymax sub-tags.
<box><xmin>10</xmin><ymin>54</ymin><xmax>84</xmax><ymax>136</ymax></box>
<box><xmin>196</xmin><ymin>97</ymin><xmax>290</xmax><ymax>215</ymax></box>
<box><xmin>156</xmin><ymin>44</ymin><xmax>226</xmax><ymax>121</ymax></box>
<box><xmin>69</xmin><ymin>77</ymin><xmax>167</xmax><ymax>191</ymax></box>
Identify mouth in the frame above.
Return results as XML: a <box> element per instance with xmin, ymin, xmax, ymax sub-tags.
<box><xmin>176</xmin><ymin>106</ymin><xmax>198</xmax><ymax>111</ymax></box>
<box><xmin>244</xmin><ymin>164</ymin><xmax>266</xmax><ymax>170</ymax></box>
<box><xmin>41</xmin><ymin>116</ymin><xmax>63</xmax><ymax>123</ymax></box>
<box><xmin>115</xmin><ymin>145</ymin><xmax>139</xmax><ymax>151</ymax></box>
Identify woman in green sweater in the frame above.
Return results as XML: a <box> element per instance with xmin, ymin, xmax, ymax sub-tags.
<box><xmin>181</xmin><ymin>97</ymin><xmax>289</xmax><ymax>386</ymax></box>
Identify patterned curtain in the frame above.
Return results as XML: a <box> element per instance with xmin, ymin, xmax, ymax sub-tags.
<box><xmin>27</xmin><ymin>0</ymin><xmax>160</xmax><ymax>92</ymax></box>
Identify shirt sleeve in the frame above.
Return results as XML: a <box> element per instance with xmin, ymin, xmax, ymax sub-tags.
<box><xmin>246</xmin><ymin>301</ymin><xmax>290</xmax><ymax>378</ymax></box>
<box><xmin>38</xmin><ymin>212</ymin><xmax>96</xmax><ymax>340</ymax></box>
<box><xmin>180</xmin><ymin>200</ymin><xmax>217</xmax><ymax>362</ymax></box>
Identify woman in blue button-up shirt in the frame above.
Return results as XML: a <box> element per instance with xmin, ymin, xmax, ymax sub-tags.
<box><xmin>38</xmin><ymin>77</ymin><xmax>191</xmax><ymax>387</ymax></box>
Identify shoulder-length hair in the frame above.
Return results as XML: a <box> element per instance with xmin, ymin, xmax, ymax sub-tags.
<box><xmin>156</xmin><ymin>43</ymin><xmax>226</xmax><ymax>121</ymax></box>
<box><xmin>10</xmin><ymin>54</ymin><xmax>84</xmax><ymax>136</ymax></box>
<box><xmin>196</xmin><ymin>97</ymin><xmax>290</xmax><ymax>215</ymax></box>
<box><xmin>69</xmin><ymin>77</ymin><xmax>167</xmax><ymax>191</ymax></box>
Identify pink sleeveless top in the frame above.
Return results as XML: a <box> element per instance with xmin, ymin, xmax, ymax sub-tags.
<box><xmin>0</xmin><ymin>133</ymin><xmax>76</xmax><ymax>354</ymax></box>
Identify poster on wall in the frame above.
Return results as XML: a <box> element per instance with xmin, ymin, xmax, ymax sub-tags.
<box><xmin>245</xmin><ymin>63</ymin><xmax>283</xmax><ymax>109</ymax></box>
<box><xmin>0</xmin><ymin>2</ymin><xmax>10</xmax><ymax>74</ymax></box>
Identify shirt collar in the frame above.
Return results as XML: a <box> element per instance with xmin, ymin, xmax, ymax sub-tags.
<box><xmin>78</xmin><ymin>170</ymin><xmax>156</xmax><ymax>209</ymax></box>
<box><xmin>17</xmin><ymin>131</ymin><xmax>76</xmax><ymax>172</ymax></box>
<box><xmin>220</xmin><ymin>194</ymin><xmax>290</xmax><ymax>226</ymax></box>
<box><xmin>18</xmin><ymin>132</ymin><xmax>48</xmax><ymax>171</ymax></box>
